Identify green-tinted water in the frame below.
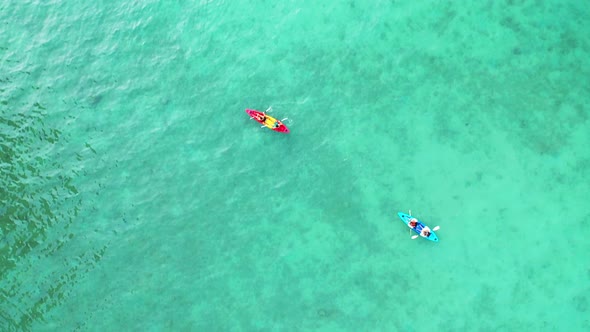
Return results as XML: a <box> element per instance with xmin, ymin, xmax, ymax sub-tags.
<box><xmin>1</xmin><ymin>1</ymin><xmax>589</xmax><ymax>331</ymax></box>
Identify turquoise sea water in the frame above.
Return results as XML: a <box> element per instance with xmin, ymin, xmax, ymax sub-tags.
<box><xmin>1</xmin><ymin>1</ymin><xmax>589</xmax><ymax>331</ymax></box>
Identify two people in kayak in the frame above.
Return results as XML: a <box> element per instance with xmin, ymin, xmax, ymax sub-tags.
<box><xmin>256</xmin><ymin>112</ymin><xmax>281</xmax><ymax>128</ymax></box>
<box><xmin>408</xmin><ymin>217</ymin><xmax>431</xmax><ymax>237</ymax></box>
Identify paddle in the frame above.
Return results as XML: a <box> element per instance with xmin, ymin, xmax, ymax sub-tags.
<box><xmin>411</xmin><ymin>226</ymin><xmax>440</xmax><ymax>240</ymax></box>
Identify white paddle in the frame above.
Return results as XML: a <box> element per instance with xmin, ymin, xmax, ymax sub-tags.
<box><xmin>411</xmin><ymin>225</ymin><xmax>440</xmax><ymax>239</ymax></box>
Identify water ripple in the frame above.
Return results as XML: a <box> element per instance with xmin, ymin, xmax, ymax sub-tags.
<box><xmin>1</xmin><ymin>55</ymin><xmax>105</xmax><ymax>330</ymax></box>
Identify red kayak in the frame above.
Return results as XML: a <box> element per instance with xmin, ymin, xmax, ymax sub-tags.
<box><xmin>245</xmin><ymin>109</ymin><xmax>290</xmax><ymax>133</ymax></box>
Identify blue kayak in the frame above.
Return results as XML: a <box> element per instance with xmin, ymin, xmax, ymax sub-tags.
<box><xmin>398</xmin><ymin>212</ymin><xmax>439</xmax><ymax>242</ymax></box>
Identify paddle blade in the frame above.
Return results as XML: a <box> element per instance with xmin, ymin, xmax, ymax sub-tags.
<box><xmin>433</xmin><ymin>226</ymin><xmax>440</xmax><ymax>231</ymax></box>
<box><xmin>411</xmin><ymin>235</ymin><xmax>419</xmax><ymax>240</ymax></box>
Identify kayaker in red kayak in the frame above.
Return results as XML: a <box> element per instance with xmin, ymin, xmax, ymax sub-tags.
<box><xmin>257</xmin><ymin>106</ymin><xmax>272</xmax><ymax>122</ymax></box>
<box><xmin>256</xmin><ymin>113</ymin><xmax>266</xmax><ymax>122</ymax></box>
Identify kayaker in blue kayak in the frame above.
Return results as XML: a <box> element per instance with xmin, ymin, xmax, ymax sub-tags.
<box><xmin>408</xmin><ymin>218</ymin><xmax>418</xmax><ymax>228</ymax></box>
<box><xmin>421</xmin><ymin>226</ymin><xmax>431</xmax><ymax>237</ymax></box>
